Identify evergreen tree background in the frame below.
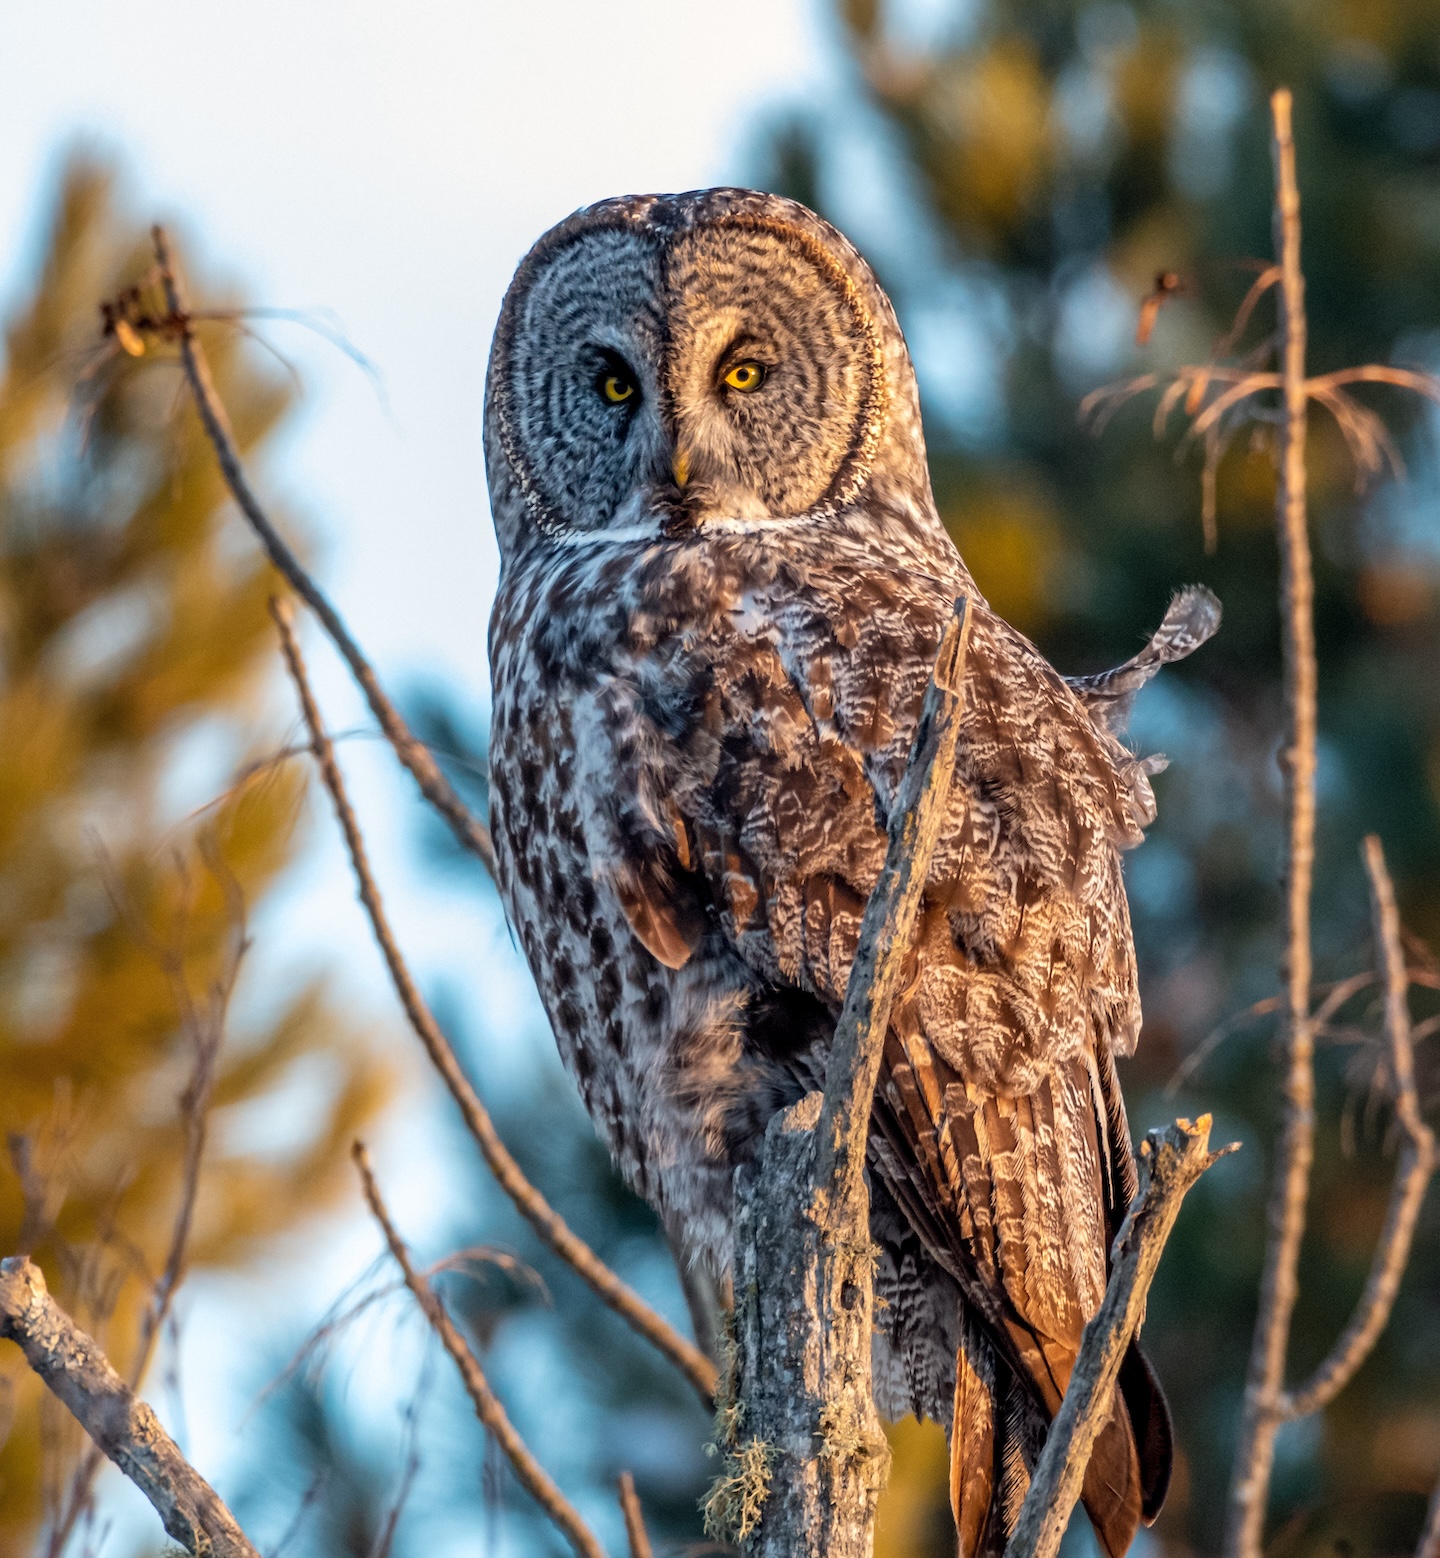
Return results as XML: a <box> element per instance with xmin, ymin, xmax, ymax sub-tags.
<box><xmin>0</xmin><ymin>162</ymin><xmax>391</xmax><ymax>1555</ymax></box>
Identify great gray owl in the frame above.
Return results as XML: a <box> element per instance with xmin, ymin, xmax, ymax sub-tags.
<box><xmin>484</xmin><ymin>188</ymin><xmax>1218</xmax><ymax>1556</ymax></box>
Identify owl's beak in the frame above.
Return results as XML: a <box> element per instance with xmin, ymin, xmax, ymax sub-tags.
<box><xmin>671</xmin><ymin>444</ymin><xmax>692</xmax><ymax>488</ymax></box>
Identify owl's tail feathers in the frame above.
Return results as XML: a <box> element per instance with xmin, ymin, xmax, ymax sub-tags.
<box><xmin>1121</xmin><ymin>1340</ymin><xmax>1174</xmax><ymax>1522</ymax></box>
<box><xmin>949</xmin><ymin>1335</ymin><xmax>1173</xmax><ymax>1558</ymax></box>
<box><xmin>950</xmin><ymin>1322</ymin><xmax>997</xmax><ymax>1557</ymax></box>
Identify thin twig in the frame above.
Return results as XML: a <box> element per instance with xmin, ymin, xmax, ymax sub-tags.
<box><xmin>1166</xmin><ymin>995</ymin><xmax>1283</xmax><ymax>1096</ymax></box>
<box><xmin>149</xmin><ymin>226</ymin><xmax>495</xmax><ymax>876</ymax></box>
<box><xmin>1213</xmin><ymin>266</ymin><xmax>1283</xmax><ymax>358</ymax></box>
<box><xmin>270</xmin><ymin>598</ymin><xmax>716</xmax><ymax>1404</ymax></box>
<box><xmin>269</xmin><ymin>1467</ymin><xmax>328</xmax><ymax>1558</ymax></box>
<box><xmin>0</xmin><ymin>1258</ymin><xmax>260</xmax><ymax>1558</ymax></box>
<box><xmin>617</xmin><ymin>1472</ymin><xmax>654</xmax><ymax>1558</ymax></box>
<box><xmin>1309</xmin><ymin>364</ymin><xmax>1440</xmax><ymax>404</ymax></box>
<box><xmin>142</xmin><ymin>836</ymin><xmax>249</xmax><ymax>1366</ymax></box>
<box><xmin>1181</xmin><ymin>373</ymin><xmax>1283</xmax><ymax>444</ymax></box>
<box><xmin>366</xmin><ymin>1358</ymin><xmax>429</xmax><ymax>1558</ymax></box>
<box><xmin>48</xmin><ymin>844</ymin><xmax>250</xmax><ymax>1558</ymax></box>
<box><xmin>1418</xmin><ymin>1477</ymin><xmax>1440</xmax><ymax>1558</ymax></box>
<box><xmin>1004</xmin><ymin>1118</ymin><xmax>1235</xmax><ymax>1558</ymax></box>
<box><xmin>1277</xmin><ymin>837</ymin><xmax>1437</xmax><ymax>1419</ymax></box>
<box><xmin>1166</xmin><ymin>973</ymin><xmax>1380</xmax><ymax>1096</ymax></box>
<box><xmin>812</xmin><ymin>596</ymin><xmax>971</xmax><ymax>1210</ymax></box>
<box><xmin>1075</xmin><ymin>78</ymin><xmax>1440</xmax><ymax>1556</ymax></box>
<box><xmin>1225</xmin><ymin>86</ymin><xmax>1320</xmax><ymax>1558</ymax></box>
<box><xmin>351</xmin><ymin>1143</ymin><xmax>608</xmax><ymax>1558</ymax></box>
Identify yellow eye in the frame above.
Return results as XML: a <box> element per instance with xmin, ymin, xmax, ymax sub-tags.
<box><xmin>602</xmin><ymin>373</ymin><xmax>635</xmax><ymax>404</ymax></box>
<box><xmin>723</xmin><ymin>361</ymin><xmax>766</xmax><ymax>392</ymax></box>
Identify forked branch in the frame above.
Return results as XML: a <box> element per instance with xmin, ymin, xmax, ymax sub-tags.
<box><xmin>271</xmin><ymin>599</ymin><xmax>716</xmax><ymax>1404</ymax></box>
<box><xmin>1083</xmin><ymin>86</ymin><xmax>1439</xmax><ymax>1558</ymax></box>
<box><xmin>1277</xmin><ymin>836</ymin><xmax>1437</xmax><ymax>1420</ymax></box>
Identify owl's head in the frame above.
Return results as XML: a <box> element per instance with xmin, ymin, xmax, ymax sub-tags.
<box><xmin>485</xmin><ymin>189</ymin><xmax>930</xmax><ymax>552</ymax></box>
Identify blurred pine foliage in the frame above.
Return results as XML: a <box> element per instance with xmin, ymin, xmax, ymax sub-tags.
<box><xmin>0</xmin><ymin>160</ymin><xmax>392</xmax><ymax>1554</ymax></box>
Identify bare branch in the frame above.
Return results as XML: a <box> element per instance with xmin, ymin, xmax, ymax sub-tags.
<box><xmin>147</xmin><ymin>226</ymin><xmax>495</xmax><ymax>877</ymax></box>
<box><xmin>1167</xmin><ymin>972</ymin><xmax>1380</xmax><ymax>1097</ymax></box>
<box><xmin>1166</xmin><ymin>995</ymin><xmax>1284</xmax><ymax>1096</ymax></box>
<box><xmin>1057</xmin><ymin>77</ymin><xmax>1440</xmax><ymax>1558</ymax></box>
<box><xmin>0</xmin><ymin>1257</ymin><xmax>260</xmax><ymax>1558</ymax></box>
<box><xmin>1277</xmin><ymin>837</ymin><xmax>1437</xmax><ymax>1419</ymax></box>
<box><xmin>366</xmin><ymin>1362</ymin><xmax>427</xmax><ymax>1558</ymax></box>
<box><xmin>1004</xmin><ymin>1117</ymin><xmax>1235</xmax><ymax>1558</ymax></box>
<box><xmin>1308</xmin><ymin>384</ymin><xmax>1404</xmax><ymax>486</ymax></box>
<box><xmin>270</xmin><ymin>598</ymin><xmax>716</xmax><ymax>1404</ymax></box>
<box><xmin>144</xmin><ymin>837</ymin><xmax>248</xmax><ymax>1366</ymax></box>
<box><xmin>1418</xmin><ymin>1477</ymin><xmax>1440</xmax><ymax>1558</ymax></box>
<box><xmin>1076</xmin><ymin>373</ymin><xmax>1161</xmax><ymax>435</ymax></box>
<box><xmin>1179</xmin><ymin>373</ymin><xmax>1283</xmax><ymax>445</ymax></box>
<box><xmin>351</xmin><ymin>1144</ymin><xmax>608</xmax><ymax>1558</ymax></box>
<box><xmin>1225</xmin><ymin>86</ymin><xmax>1321</xmax><ymax>1558</ymax></box>
<box><xmin>1309</xmin><ymin>363</ymin><xmax>1440</xmax><ymax>405</ymax></box>
<box><xmin>270</xmin><ymin>1466</ymin><xmax>328</xmax><ymax>1558</ymax></box>
<box><xmin>48</xmin><ymin>845</ymin><xmax>250</xmax><ymax>1558</ymax></box>
<box><xmin>1213</xmin><ymin>265</ymin><xmax>1283</xmax><ymax>358</ymax></box>
<box><xmin>617</xmin><ymin>1472</ymin><xmax>654</xmax><ymax>1558</ymax></box>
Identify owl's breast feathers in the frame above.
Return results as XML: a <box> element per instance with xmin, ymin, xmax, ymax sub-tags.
<box><xmin>488</xmin><ymin>527</ymin><xmax>1178</xmax><ymax>1556</ymax></box>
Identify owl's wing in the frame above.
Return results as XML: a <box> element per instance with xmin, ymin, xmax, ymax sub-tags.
<box><xmin>609</xmin><ymin>577</ymin><xmax>1171</xmax><ymax>1554</ymax></box>
<box><xmin>1065</xmin><ymin>585</ymin><xmax>1220</xmax><ymax>738</ymax></box>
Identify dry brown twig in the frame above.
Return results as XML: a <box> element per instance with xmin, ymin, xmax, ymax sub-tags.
<box><xmin>1224</xmin><ymin>91</ymin><xmax>1426</xmax><ymax>1558</ymax></box>
<box><xmin>352</xmin><ymin>1142</ymin><xmax>608</xmax><ymax>1558</ymax></box>
<box><xmin>136</xmin><ymin>227</ymin><xmax>496</xmax><ymax>876</ymax></box>
<box><xmin>1080</xmin><ymin>112</ymin><xmax>1440</xmax><ymax>557</ymax></box>
<box><xmin>1079</xmin><ymin>86</ymin><xmax>1440</xmax><ymax>1558</ymax></box>
<box><xmin>1166</xmin><ymin>970</ymin><xmax>1384</xmax><ymax>1097</ymax></box>
<box><xmin>0</xmin><ymin>1257</ymin><xmax>260</xmax><ymax>1558</ymax></box>
<box><xmin>270</xmin><ymin>597</ymin><xmax>717</xmax><ymax>1404</ymax></box>
<box><xmin>617</xmin><ymin>1471</ymin><xmax>654</xmax><ymax>1558</ymax></box>
<box><xmin>45</xmin><ymin>841</ymin><xmax>250</xmax><ymax>1558</ymax></box>
<box><xmin>1004</xmin><ymin>1117</ymin><xmax>1236</xmax><ymax>1558</ymax></box>
<box><xmin>1271</xmin><ymin>836</ymin><xmax>1438</xmax><ymax>1421</ymax></box>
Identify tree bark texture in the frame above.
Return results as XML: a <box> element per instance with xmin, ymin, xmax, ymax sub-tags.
<box><xmin>709</xmin><ymin>601</ymin><xmax>971</xmax><ymax>1557</ymax></box>
<box><xmin>717</xmin><ymin>1092</ymin><xmax>891</xmax><ymax>1558</ymax></box>
<box><xmin>0</xmin><ymin>1256</ymin><xmax>259</xmax><ymax>1558</ymax></box>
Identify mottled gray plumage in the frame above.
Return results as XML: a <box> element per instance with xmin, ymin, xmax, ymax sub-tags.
<box><xmin>484</xmin><ymin>189</ymin><xmax>1216</xmax><ymax>1556</ymax></box>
